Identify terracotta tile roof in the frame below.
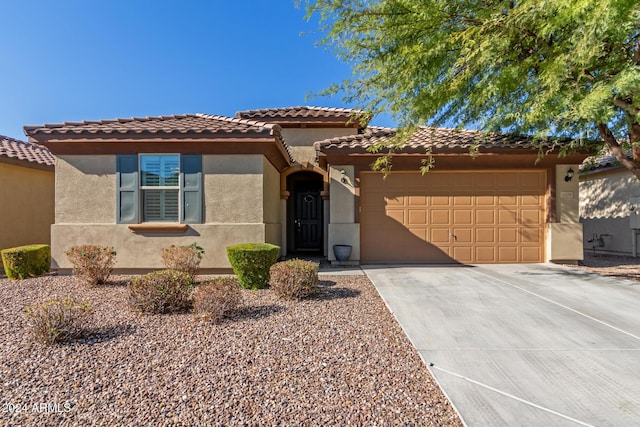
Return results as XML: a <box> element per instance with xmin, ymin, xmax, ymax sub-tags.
<box><xmin>580</xmin><ymin>150</ymin><xmax>631</xmax><ymax>173</ymax></box>
<box><xmin>23</xmin><ymin>113</ymin><xmax>280</xmax><ymax>137</ymax></box>
<box><xmin>236</xmin><ymin>106</ymin><xmax>367</xmax><ymax>125</ymax></box>
<box><xmin>314</xmin><ymin>126</ymin><xmax>564</xmax><ymax>154</ymax></box>
<box><xmin>0</xmin><ymin>135</ymin><xmax>54</xmax><ymax>167</ymax></box>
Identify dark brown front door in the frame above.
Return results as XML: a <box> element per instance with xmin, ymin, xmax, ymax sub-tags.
<box><xmin>294</xmin><ymin>188</ymin><xmax>322</xmax><ymax>251</ymax></box>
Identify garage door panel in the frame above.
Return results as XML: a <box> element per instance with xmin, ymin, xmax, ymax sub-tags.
<box><xmin>431</xmin><ymin>210</ymin><xmax>450</xmax><ymax>224</ymax></box>
<box><xmin>476</xmin><ymin>195</ymin><xmax>495</xmax><ymax>206</ymax></box>
<box><xmin>521</xmin><ymin>246</ymin><xmax>542</xmax><ymax>262</ymax></box>
<box><xmin>520</xmin><ymin>171</ymin><xmax>545</xmax><ymax>188</ymax></box>
<box><xmin>499</xmin><ymin>195</ymin><xmax>518</xmax><ymax>206</ymax></box>
<box><xmin>476</xmin><ymin>210</ymin><xmax>495</xmax><ymax>225</ymax></box>
<box><xmin>408</xmin><ymin>209</ymin><xmax>427</xmax><ymax>225</ymax></box>
<box><xmin>453</xmin><ymin>246</ymin><xmax>473</xmax><ymax>262</ymax></box>
<box><xmin>384</xmin><ymin>195</ymin><xmax>406</xmax><ymax>206</ymax></box>
<box><xmin>475</xmin><ymin>247</ymin><xmax>496</xmax><ymax>263</ymax></box>
<box><xmin>431</xmin><ymin>228</ymin><xmax>451</xmax><ymax>243</ymax></box>
<box><xmin>409</xmin><ymin>228</ymin><xmax>427</xmax><ymax>240</ymax></box>
<box><xmin>476</xmin><ymin>228</ymin><xmax>495</xmax><ymax>243</ymax></box>
<box><xmin>498</xmin><ymin>228</ymin><xmax>518</xmax><ymax>243</ymax></box>
<box><xmin>521</xmin><ymin>195</ymin><xmax>542</xmax><ymax>206</ymax></box>
<box><xmin>499</xmin><ymin>209</ymin><xmax>518</xmax><ymax>224</ymax></box>
<box><xmin>453</xmin><ymin>210</ymin><xmax>472</xmax><ymax>225</ymax></box>
<box><xmin>498</xmin><ymin>246</ymin><xmax>518</xmax><ymax>262</ymax></box>
<box><xmin>521</xmin><ymin>209</ymin><xmax>541</xmax><ymax>225</ymax></box>
<box><xmin>521</xmin><ymin>227</ymin><xmax>542</xmax><ymax>243</ymax></box>
<box><xmin>431</xmin><ymin>196</ymin><xmax>450</xmax><ymax>206</ymax></box>
<box><xmin>454</xmin><ymin>196</ymin><xmax>473</xmax><ymax>206</ymax></box>
<box><xmin>408</xmin><ymin>196</ymin><xmax>428</xmax><ymax>206</ymax></box>
<box><xmin>360</xmin><ymin>171</ymin><xmax>545</xmax><ymax>264</ymax></box>
<box><xmin>453</xmin><ymin>228</ymin><xmax>472</xmax><ymax>243</ymax></box>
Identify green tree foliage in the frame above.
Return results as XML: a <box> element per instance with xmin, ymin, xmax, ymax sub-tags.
<box><xmin>303</xmin><ymin>0</ymin><xmax>640</xmax><ymax>177</ymax></box>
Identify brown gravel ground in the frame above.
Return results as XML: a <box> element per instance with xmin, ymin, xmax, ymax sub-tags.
<box><xmin>566</xmin><ymin>252</ymin><xmax>640</xmax><ymax>282</ymax></box>
<box><xmin>0</xmin><ymin>273</ymin><xmax>462</xmax><ymax>426</ymax></box>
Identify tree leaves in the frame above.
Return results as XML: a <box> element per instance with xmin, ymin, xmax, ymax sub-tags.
<box><xmin>303</xmin><ymin>0</ymin><xmax>640</xmax><ymax>177</ymax></box>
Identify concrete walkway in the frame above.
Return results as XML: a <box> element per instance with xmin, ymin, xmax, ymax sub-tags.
<box><xmin>363</xmin><ymin>264</ymin><xmax>640</xmax><ymax>426</ymax></box>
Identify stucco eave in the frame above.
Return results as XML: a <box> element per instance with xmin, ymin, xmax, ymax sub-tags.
<box><xmin>0</xmin><ymin>155</ymin><xmax>54</xmax><ymax>172</ymax></box>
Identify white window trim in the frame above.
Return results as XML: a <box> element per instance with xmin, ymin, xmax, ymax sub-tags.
<box><xmin>139</xmin><ymin>154</ymin><xmax>182</xmax><ymax>223</ymax></box>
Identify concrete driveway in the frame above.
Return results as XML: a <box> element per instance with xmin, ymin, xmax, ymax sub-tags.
<box><xmin>363</xmin><ymin>264</ymin><xmax>640</xmax><ymax>427</ymax></box>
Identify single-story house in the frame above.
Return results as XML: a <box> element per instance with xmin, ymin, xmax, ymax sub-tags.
<box><xmin>24</xmin><ymin>107</ymin><xmax>590</xmax><ymax>272</ymax></box>
<box><xmin>580</xmin><ymin>151</ymin><xmax>640</xmax><ymax>256</ymax></box>
<box><xmin>0</xmin><ymin>135</ymin><xmax>55</xmax><ymax>252</ymax></box>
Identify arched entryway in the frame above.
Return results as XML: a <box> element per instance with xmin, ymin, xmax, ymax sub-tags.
<box><xmin>286</xmin><ymin>171</ymin><xmax>324</xmax><ymax>255</ymax></box>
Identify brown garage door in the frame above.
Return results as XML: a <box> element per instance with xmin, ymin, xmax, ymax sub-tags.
<box><xmin>360</xmin><ymin>171</ymin><xmax>546</xmax><ymax>264</ymax></box>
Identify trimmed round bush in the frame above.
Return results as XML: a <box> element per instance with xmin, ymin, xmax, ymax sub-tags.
<box><xmin>1</xmin><ymin>244</ymin><xmax>50</xmax><ymax>280</ymax></box>
<box><xmin>193</xmin><ymin>277</ymin><xmax>243</xmax><ymax>323</ymax></box>
<box><xmin>128</xmin><ymin>269</ymin><xmax>194</xmax><ymax>314</ymax></box>
<box><xmin>65</xmin><ymin>245</ymin><xmax>116</xmax><ymax>286</ymax></box>
<box><xmin>226</xmin><ymin>243</ymin><xmax>280</xmax><ymax>289</ymax></box>
<box><xmin>269</xmin><ymin>259</ymin><xmax>319</xmax><ymax>300</ymax></box>
<box><xmin>24</xmin><ymin>297</ymin><xmax>93</xmax><ymax>345</ymax></box>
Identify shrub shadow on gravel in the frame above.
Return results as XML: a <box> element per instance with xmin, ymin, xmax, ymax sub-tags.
<box><xmin>227</xmin><ymin>304</ymin><xmax>285</xmax><ymax>322</ymax></box>
<box><xmin>73</xmin><ymin>324</ymin><xmax>136</xmax><ymax>345</ymax></box>
<box><xmin>101</xmin><ymin>277</ymin><xmax>131</xmax><ymax>287</ymax></box>
<box><xmin>318</xmin><ymin>279</ymin><xmax>337</xmax><ymax>287</ymax></box>
<box><xmin>314</xmin><ymin>285</ymin><xmax>361</xmax><ymax>301</ymax></box>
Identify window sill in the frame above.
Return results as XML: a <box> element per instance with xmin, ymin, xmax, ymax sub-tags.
<box><xmin>128</xmin><ymin>223</ymin><xmax>189</xmax><ymax>234</ymax></box>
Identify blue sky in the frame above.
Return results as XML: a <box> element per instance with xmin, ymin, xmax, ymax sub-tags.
<box><xmin>0</xmin><ymin>1</ymin><xmax>394</xmax><ymax>141</ymax></box>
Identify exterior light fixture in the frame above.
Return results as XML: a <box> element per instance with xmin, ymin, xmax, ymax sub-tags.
<box><xmin>340</xmin><ymin>169</ymin><xmax>347</xmax><ymax>183</ymax></box>
<box><xmin>564</xmin><ymin>167</ymin><xmax>574</xmax><ymax>182</ymax></box>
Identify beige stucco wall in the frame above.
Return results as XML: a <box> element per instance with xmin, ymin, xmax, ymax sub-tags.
<box><xmin>282</xmin><ymin>128</ymin><xmax>358</xmax><ymax>164</ymax></box>
<box><xmin>56</xmin><ymin>155</ymin><xmax>115</xmax><ymax>224</ymax></box>
<box><xmin>546</xmin><ymin>223</ymin><xmax>584</xmax><ymax>262</ymax></box>
<box><xmin>51</xmin><ymin>223</ymin><xmax>268</xmax><ymax>271</ymax></box>
<box><xmin>542</xmin><ymin>164</ymin><xmax>583</xmax><ymax>262</ymax></box>
<box><xmin>262</xmin><ymin>157</ymin><xmax>282</xmax><ymax>248</ymax></box>
<box><xmin>555</xmin><ymin>164</ymin><xmax>580</xmax><ymax>223</ymax></box>
<box><xmin>329</xmin><ymin>166</ymin><xmax>356</xmax><ymax>223</ymax></box>
<box><xmin>580</xmin><ymin>168</ymin><xmax>640</xmax><ymax>255</ymax></box>
<box><xmin>204</xmin><ymin>155</ymin><xmax>263</xmax><ymax>223</ymax></box>
<box><xmin>580</xmin><ymin>168</ymin><xmax>640</xmax><ymax>219</ymax></box>
<box><xmin>0</xmin><ymin>162</ymin><xmax>54</xmax><ymax>251</ymax></box>
<box><xmin>51</xmin><ymin>153</ymin><xmax>281</xmax><ymax>270</ymax></box>
<box><xmin>327</xmin><ymin>165</ymin><xmax>359</xmax><ymax>262</ymax></box>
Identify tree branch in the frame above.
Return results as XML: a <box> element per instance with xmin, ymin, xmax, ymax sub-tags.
<box><xmin>614</xmin><ymin>97</ymin><xmax>640</xmax><ymax>115</ymax></box>
<box><xmin>597</xmin><ymin>123</ymin><xmax>640</xmax><ymax>179</ymax></box>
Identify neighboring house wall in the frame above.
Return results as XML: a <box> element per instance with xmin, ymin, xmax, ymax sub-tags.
<box><xmin>0</xmin><ymin>162</ymin><xmax>54</xmax><ymax>250</ymax></box>
<box><xmin>281</xmin><ymin>128</ymin><xmax>357</xmax><ymax>164</ymax></box>
<box><xmin>51</xmin><ymin>154</ymin><xmax>279</xmax><ymax>271</ymax></box>
<box><xmin>580</xmin><ymin>168</ymin><xmax>640</xmax><ymax>255</ymax></box>
<box><xmin>262</xmin><ymin>157</ymin><xmax>281</xmax><ymax>247</ymax></box>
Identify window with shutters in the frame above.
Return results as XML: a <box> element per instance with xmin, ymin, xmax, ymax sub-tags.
<box><xmin>140</xmin><ymin>154</ymin><xmax>180</xmax><ymax>222</ymax></box>
<box><xmin>117</xmin><ymin>154</ymin><xmax>202</xmax><ymax>225</ymax></box>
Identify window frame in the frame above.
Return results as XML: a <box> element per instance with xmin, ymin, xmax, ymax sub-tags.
<box><xmin>138</xmin><ymin>153</ymin><xmax>181</xmax><ymax>223</ymax></box>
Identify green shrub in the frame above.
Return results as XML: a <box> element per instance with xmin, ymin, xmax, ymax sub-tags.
<box><xmin>65</xmin><ymin>245</ymin><xmax>116</xmax><ymax>286</ymax></box>
<box><xmin>193</xmin><ymin>277</ymin><xmax>243</xmax><ymax>323</ymax></box>
<box><xmin>128</xmin><ymin>269</ymin><xmax>194</xmax><ymax>314</ymax></box>
<box><xmin>161</xmin><ymin>243</ymin><xmax>204</xmax><ymax>278</ymax></box>
<box><xmin>269</xmin><ymin>259</ymin><xmax>319</xmax><ymax>300</ymax></box>
<box><xmin>1</xmin><ymin>244</ymin><xmax>50</xmax><ymax>280</ymax></box>
<box><xmin>226</xmin><ymin>243</ymin><xmax>280</xmax><ymax>289</ymax></box>
<box><xmin>24</xmin><ymin>297</ymin><xmax>93</xmax><ymax>345</ymax></box>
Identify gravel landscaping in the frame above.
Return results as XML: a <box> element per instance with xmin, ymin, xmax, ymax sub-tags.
<box><xmin>566</xmin><ymin>252</ymin><xmax>640</xmax><ymax>282</ymax></box>
<box><xmin>0</xmin><ymin>272</ymin><xmax>462</xmax><ymax>426</ymax></box>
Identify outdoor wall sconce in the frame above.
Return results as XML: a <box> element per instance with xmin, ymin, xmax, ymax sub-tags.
<box><xmin>564</xmin><ymin>167</ymin><xmax>574</xmax><ymax>182</ymax></box>
<box><xmin>340</xmin><ymin>169</ymin><xmax>347</xmax><ymax>184</ymax></box>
